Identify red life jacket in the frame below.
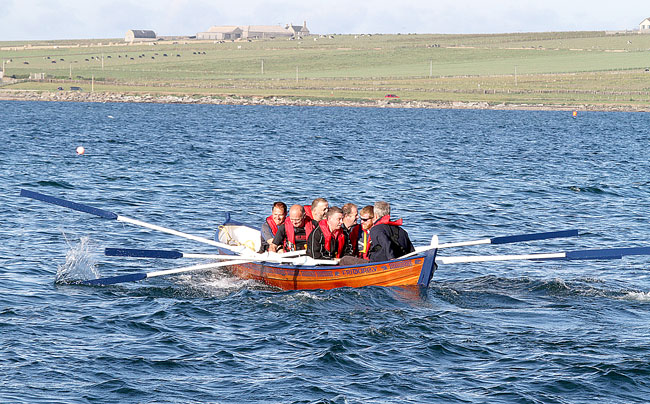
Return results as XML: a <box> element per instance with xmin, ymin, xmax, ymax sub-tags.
<box><xmin>319</xmin><ymin>220</ymin><xmax>345</xmax><ymax>259</ymax></box>
<box><xmin>265</xmin><ymin>215</ymin><xmax>281</xmax><ymax>236</ymax></box>
<box><xmin>375</xmin><ymin>215</ymin><xmax>403</xmax><ymax>226</ymax></box>
<box><xmin>347</xmin><ymin>224</ymin><xmax>361</xmax><ymax>256</ymax></box>
<box><xmin>284</xmin><ymin>218</ymin><xmax>315</xmax><ymax>251</ymax></box>
<box><xmin>304</xmin><ymin>205</ymin><xmax>313</xmax><ymax>221</ymax></box>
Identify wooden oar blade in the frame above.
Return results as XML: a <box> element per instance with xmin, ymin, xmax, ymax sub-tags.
<box><xmin>20</xmin><ymin>189</ymin><xmax>118</xmax><ymax>220</ymax></box>
<box><xmin>490</xmin><ymin>229</ymin><xmax>579</xmax><ymax>245</ymax></box>
<box><xmin>105</xmin><ymin>248</ymin><xmax>183</xmax><ymax>259</ymax></box>
<box><xmin>81</xmin><ymin>272</ymin><xmax>148</xmax><ymax>286</ymax></box>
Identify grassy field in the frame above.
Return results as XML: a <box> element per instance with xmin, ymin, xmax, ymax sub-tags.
<box><xmin>2</xmin><ymin>32</ymin><xmax>650</xmax><ymax>107</ymax></box>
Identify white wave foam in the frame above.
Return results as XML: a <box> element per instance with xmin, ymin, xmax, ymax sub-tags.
<box><xmin>623</xmin><ymin>291</ymin><xmax>650</xmax><ymax>302</ymax></box>
<box><xmin>56</xmin><ymin>236</ymin><xmax>100</xmax><ymax>283</ymax></box>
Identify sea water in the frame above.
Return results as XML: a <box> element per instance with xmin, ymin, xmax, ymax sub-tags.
<box><xmin>1</xmin><ymin>100</ymin><xmax>650</xmax><ymax>403</ymax></box>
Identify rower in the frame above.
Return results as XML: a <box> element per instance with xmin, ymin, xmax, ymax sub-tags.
<box><xmin>341</xmin><ymin>203</ymin><xmax>360</xmax><ymax>257</ymax></box>
<box><xmin>306</xmin><ymin>206</ymin><xmax>346</xmax><ymax>261</ymax></box>
<box><xmin>368</xmin><ymin>201</ymin><xmax>414</xmax><ymax>262</ymax></box>
<box><xmin>306</xmin><ymin>197</ymin><xmax>329</xmax><ymax>226</ymax></box>
<box><xmin>259</xmin><ymin>201</ymin><xmax>287</xmax><ymax>253</ymax></box>
<box><xmin>270</xmin><ymin>204</ymin><xmax>315</xmax><ymax>253</ymax></box>
<box><xmin>357</xmin><ymin>205</ymin><xmax>374</xmax><ymax>260</ymax></box>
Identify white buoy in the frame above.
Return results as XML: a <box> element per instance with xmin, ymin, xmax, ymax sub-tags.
<box><xmin>76</xmin><ymin>146</ymin><xmax>85</xmax><ymax>155</ymax></box>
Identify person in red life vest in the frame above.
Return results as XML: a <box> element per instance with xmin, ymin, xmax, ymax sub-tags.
<box><xmin>305</xmin><ymin>197</ymin><xmax>329</xmax><ymax>226</ymax></box>
<box><xmin>306</xmin><ymin>206</ymin><xmax>348</xmax><ymax>261</ymax></box>
<box><xmin>339</xmin><ymin>203</ymin><xmax>374</xmax><ymax>265</ymax></box>
<box><xmin>259</xmin><ymin>201</ymin><xmax>287</xmax><ymax>253</ymax></box>
<box><xmin>368</xmin><ymin>201</ymin><xmax>414</xmax><ymax>262</ymax></box>
<box><xmin>270</xmin><ymin>204</ymin><xmax>315</xmax><ymax>253</ymax></box>
<box><xmin>357</xmin><ymin>205</ymin><xmax>375</xmax><ymax>260</ymax></box>
<box><xmin>341</xmin><ymin>203</ymin><xmax>360</xmax><ymax>257</ymax></box>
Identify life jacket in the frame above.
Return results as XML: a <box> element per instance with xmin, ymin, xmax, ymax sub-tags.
<box><xmin>265</xmin><ymin>215</ymin><xmax>281</xmax><ymax>236</ymax></box>
<box><xmin>358</xmin><ymin>229</ymin><xmax>371</xmax><ymax>259</ymax></box>
<box><xmin>304</xmin><ymin>205</ymin><xmax>313</xmax><ymax>221</ymax></box>
<box><xmin>345</xmin><ymin>223</ymin><xmax>361</xmax><ymax>256</ymax></box>
<box><xmin>284</xmin><ymin>218</ymin><xmax>315</xmax><ymax>251</ymax></box>
<box><xmin>374</xmin><ymin>215</ymin><xmax>403</xmax><ymax>227</ymax></box>
<box><xmin>319</xmin><ymin>219</ymin><xmax>345</xmax><ymax>258</ymax></box>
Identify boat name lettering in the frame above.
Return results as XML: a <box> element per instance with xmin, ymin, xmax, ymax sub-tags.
<box><xmin>388</xmin><ymin>260</ymin><xmax>413</xmax><ymax>270</ymax></box>
<box><xmin>342</xmin><ymin>266</ymin><xmax>378</xmax><ymax>276</ymax></box>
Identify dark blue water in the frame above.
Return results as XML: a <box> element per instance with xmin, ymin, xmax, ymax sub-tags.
<box><xmin>2</xmin><ymin>100</ymin><xmax>650</xmax><ymax>403</ymax></box>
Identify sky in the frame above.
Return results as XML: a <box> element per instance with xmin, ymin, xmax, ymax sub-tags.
<box><xmin>1</xmin><ymin>0</ymin><xmax>648</xmax><ymax>41</ymax></box>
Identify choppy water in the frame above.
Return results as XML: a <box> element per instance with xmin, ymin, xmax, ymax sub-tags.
<box><xmin>2</xmin><ymin>100</ymin><xmax>650</xmax><ymax>403</ymax></box>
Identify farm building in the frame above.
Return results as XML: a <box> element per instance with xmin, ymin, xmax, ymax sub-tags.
<box><xmin>197</xmin><ymin>22</ymin><xmax>310</xmax><ymax>40</ymax></box>
<box><xmin>286</xmin><ymin>21</ymin><xmax>310</xmax><ymax>37</ymax></box>
<box><xmin>242</xmin><ymin>25</ymin><xmax>293</xmax><ymax>39</ymax></box>
<box><xmin>196</xmin><ymin>26</ymin><xmax>242</xmax><ymax>40</ymax></box>
<box><xmin>125</xmin><ymin>30</ymin><xmax>157</xmax><ymax>42</ymax></box>
<box><xmin>640</xmin><ymin>18</ymin><xmax>650</xmax><ymax>32</ymax></box>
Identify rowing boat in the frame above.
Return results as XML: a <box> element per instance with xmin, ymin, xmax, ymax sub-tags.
<box><xmin>215</xmin><ymin>214</ymin><xmax>438</xmax><ymax>290</ymax></box>
<box><xmin>19</xmin><ymin>189</ymin><xmax>650</xmax><ymax>288</ymax></box>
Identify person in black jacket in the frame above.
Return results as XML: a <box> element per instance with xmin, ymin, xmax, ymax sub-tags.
<box><xmin>306</xmin><ymin>206</ymin><xmax>346</xmax><ymax>261</ymax></box>
<box><xmin>368</xmin><ymin>201</ymin><xmax>414</xmax><ymax>262</ymax></box>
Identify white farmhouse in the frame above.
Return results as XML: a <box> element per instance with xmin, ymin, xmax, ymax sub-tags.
<box><xmin>640</xmin><ymin>18</ymin><xmax>650</xmax><ymax>32</ymax></box>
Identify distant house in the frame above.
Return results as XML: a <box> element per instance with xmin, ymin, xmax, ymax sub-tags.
<box><xmin>286</xmin><ymin>21</ymin><xmax>310</xmax><ymax>37</ymax></box>
<box><xmin>125</xmin><ymin>30</ymin><xmax>157</xmax><ymax>42</ymax></box>
<box><xmin>197</xmin><ymin>22</ymin><xmax>310</xmax><ymax>40</ymax></box>
<box><xmin>196</xmin><ymin>26</ymin><xmax>243</xmax><ymax>40</ymax></box>
<box><xmin>640</xmin><ymin>18</ymin><xmax>650</xmax><ymax>32</ymax></box>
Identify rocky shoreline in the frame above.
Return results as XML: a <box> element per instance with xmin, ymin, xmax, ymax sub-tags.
<box><xmin>1</xmin><ymin>89</ymin><xmax>648</xmax><ymax>112</ymax></box>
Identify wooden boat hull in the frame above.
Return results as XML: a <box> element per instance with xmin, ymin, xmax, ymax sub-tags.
<box><xmin>216</xmin><ymin>218</ymin><xmax>437</xmax><ymax>290</ymax></box>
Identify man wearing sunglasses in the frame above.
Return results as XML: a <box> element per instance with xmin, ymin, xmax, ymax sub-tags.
<box><xmin>357</xmin><ymin>205</ymin><xmax>375</xmax><ymax>260</ymax></box>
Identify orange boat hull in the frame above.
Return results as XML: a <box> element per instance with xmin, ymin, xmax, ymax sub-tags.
<box><xmin>224</xmin><ymin>256</ymin><xmax>430</xmax><ymax>290</ymax></box>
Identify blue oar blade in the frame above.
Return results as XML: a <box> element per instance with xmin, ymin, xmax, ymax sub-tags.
<box><xmin>81</xmin><ymin>273</ymin><xmax>147</xmax><ymax>286</ymax></box>
<box><xmin>491</xmin><ymin>229</ymin><xmax>579</xmax><ymax>245</ymax></box>
<box><xmin>565</xmin><ymin>246</ymin><xmax>650</xmax><ymax>260</ymax></box>
<box><xmin>105</xmin><ymin>248</ymin><xmax>183</xmax><ymax>259</ymax></box>
<box><xmin>20</xmin><ymin>189</ymin><xmax>118</xmax><ymax>220</ymax></box>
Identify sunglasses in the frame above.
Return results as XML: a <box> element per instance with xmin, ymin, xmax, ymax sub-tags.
<box><xmin>360</xmin><ymin>217</ymin><xmax>372</xmax><ymax>222</ymax></box>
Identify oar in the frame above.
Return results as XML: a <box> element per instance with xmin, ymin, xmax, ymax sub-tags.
<box><xmin>405</xmin><ymin>229</ymin><xmax>580</xmax><ymax>258</ymax></box>
<box><xmin>82</xmin><ymin>259</ymin><xmax>251</xmax><ymax>286</ymax></box>
<box><xmin>20</xmin><ymin>189</ymin><xmax>251</xmax><ymax>255</ymax></box>
<box><xmin>104</xmin><ymin>247</ymin><xmax>338</xmax><ymax>266</ymax></box>
<box><xmin>437</xmin><ymin>246</ymin><xmax>650</xmax><ymax>265</ymax></box>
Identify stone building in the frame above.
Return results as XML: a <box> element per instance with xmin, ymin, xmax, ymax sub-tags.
<box><xmin>196</xmin><ymin>26</ymin><xmax>243</xmax><ymax>40</ymax></box>
<box><xmin>286</xmin><ymin>21</ymin><xmax>310</xmax><ymax>37</ymax></box>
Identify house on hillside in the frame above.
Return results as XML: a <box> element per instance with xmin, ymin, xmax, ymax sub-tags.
<box><xmin>640</xmin><ymin>18</ymin><xmax>650</xmax><ymax>32</ymax></box>
<box><xmin>286</xmin><ymin>21</ymin><xmax>310</xmax><ymax>37</ymax></box>
<box><xmin>125</xmin><ymin>30</ymin><xmax>157</xmax><ymax>42</ymax></box>
<box><xmin>196</xmin><ymin>26</ymin><xmax>243</xmax><ymax>40</ymax></box>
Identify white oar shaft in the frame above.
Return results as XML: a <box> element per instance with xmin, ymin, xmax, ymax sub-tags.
<box><xmin>117</xmin><ymin>215</ymin><xmax>244</xmax><ymax>252</ymax></box>
<box><xmin>438</xmin><ymin>252</ymin><xmax>566</xmax><ymax>265</ymax></box>
<box><xmin>147</xmin><ymin>259</ymin><xmax>250</xmax><ymax>278</ymax></box>
<box><xmin>181</xmin><ymin>252</ymin><xmax>337</xmax><ymax>265</ymax></box>
<box><xmin>437</xmin><ymin>239</ymin><xmax>491</xmax><ymax>248</ymax></box>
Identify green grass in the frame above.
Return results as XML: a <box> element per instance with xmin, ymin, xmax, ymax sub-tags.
<box><xmin>3</xmin><ymin>32</ymin><xmax>650</xmax><ymax>107</ymax></box>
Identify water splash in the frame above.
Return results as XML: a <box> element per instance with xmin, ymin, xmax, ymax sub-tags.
<box><xmin>55</xmin><ymin>236</ymin><xmax>101</xmax><ymax>284</ymax></box>
<box><xmin>623</xmin><ymin>291</ymin><xmax>650</xmax><ymax>302</ymax></box>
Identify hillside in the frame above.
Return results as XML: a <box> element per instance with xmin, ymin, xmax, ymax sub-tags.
<box><xmin>2</xmin><ymin>31</ymin><xmax>650</xmax><ymax>109</ymax></box>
